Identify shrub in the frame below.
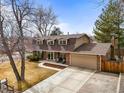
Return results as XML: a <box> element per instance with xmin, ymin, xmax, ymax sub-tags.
<box><xmin>27</xmin><ymin>55</ymin><xmax>40</xmax><ymax>61</ymax></box>
<box><xmin>27</xmin><ymin>51</ymin><xmax>42</xmax><ymax>61</ymax></box>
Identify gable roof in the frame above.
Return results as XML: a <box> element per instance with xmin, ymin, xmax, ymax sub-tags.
<box><xmin>30</xmin><ymin>34</ymin><xmax>111</xmax><ymax>56</ymax></box>
<box><xmin>74</xmin><ymin>43</ymin><xmax>111</xmax><ymax>55</ymax></box>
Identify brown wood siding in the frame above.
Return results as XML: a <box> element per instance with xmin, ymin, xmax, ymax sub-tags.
<box><xmin>75</xmin><ymin>36</ymin><xmax>90</xmax><ymax>49</ymax></box>
<box><xmin>43</xmin><ymin>51</ymin><xmax>48</xmax><ymax>60</ymax></box>
<box><xmin>39</xmin><ymin>38</ymin><xmax>76</xmax><ymax>52</ymax></box>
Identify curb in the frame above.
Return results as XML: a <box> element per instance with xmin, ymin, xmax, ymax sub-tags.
<box><xmin>116</xmin><ymin>73</ymin><xmax>121</xmax><ymax>93</ymax></box>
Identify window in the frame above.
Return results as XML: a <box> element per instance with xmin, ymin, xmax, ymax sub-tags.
<box><xmin>36</xmin><ymin>39</ymin><xmax>43</xmax><ymax>45</ymax></box>
<box><xmin>47</xmin><ymin>40</ymin><xmax>54</xmax><ymax>45</ymax></box>
<box><xmin>59</xmin><ymin>39</ymin><xmax>67</xmax><ymax>45</ymax></box>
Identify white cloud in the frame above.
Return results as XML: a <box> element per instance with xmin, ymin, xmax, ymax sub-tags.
<box><xmin>56</xmin><ymin>22</ymin><xmax>93</xmax><ymax>35</ymax></box>
<box><xmin>57</xmin><ymin>23</ymin><xmax>73</xmax><ymax>35</ymax></box>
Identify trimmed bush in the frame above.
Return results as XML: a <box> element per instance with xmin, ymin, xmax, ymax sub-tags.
<box><xmin>27</xmin><ymin>51</ymin><xmax>42</xmax><ymax>61</ymax></box>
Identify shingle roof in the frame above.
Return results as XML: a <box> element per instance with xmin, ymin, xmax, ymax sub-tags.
<box><xmin>74</xmin><ymin>43</ymin><xmax>111</xmax><ymax>55</ymax></box>
<box><xmin>40</xmin><ymin>43</ymin><xmax>111</xmax><ymax>56</ymax></box>
<box><xmin>35</xmin><ymin>34</ymin><xmax>86</xmax><ymax>40</ymax></box>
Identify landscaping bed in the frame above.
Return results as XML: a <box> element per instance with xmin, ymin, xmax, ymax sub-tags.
<box><xmin>43</xmin><ymin>63</ymin><xmax>67</xmax><ymax>69</ymax></box>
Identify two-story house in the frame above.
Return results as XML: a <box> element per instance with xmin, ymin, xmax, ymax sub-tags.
<box><xmin>34</xmin><ymin>34</ymin><xmax>111</xmax><ymax>70</ymax></box>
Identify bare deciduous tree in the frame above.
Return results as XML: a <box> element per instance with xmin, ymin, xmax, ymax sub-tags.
<box><xmin>10</xmin><ymin>0</ymin><xmax>32</xmax><ymax>80</ymax></box>
<box><xmin>0</xmin><ymin>1</ymin><xmax>21</xmax><ymax>81</ymax></box>
<box><xmin>33</xmin><ymin>6</ymin><xmax>57</xmax><ymax>36</ymax></box>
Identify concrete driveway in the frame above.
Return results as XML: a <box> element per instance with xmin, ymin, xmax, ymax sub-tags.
<box><xmin>23</xmin><ymin>66</ymin><xmax>119</xmax><ymax>93</ymax></box>
<box><xmin>77</xmin><ymin>72</ymin><xmax>119</xmax><ymax>93</ymax></box>
<box><xmin>23</xmin><ymin>66</ymin><xmax>95</xmax><ymax>93</ymax></box>
<box><xmin>119</xmin><ymin>73</ymin><xmax>124</xmax><ymax>93</ymax></box>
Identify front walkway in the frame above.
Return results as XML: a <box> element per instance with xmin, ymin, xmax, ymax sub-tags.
<box><xmin>23</xmin><ymin>66</ymin><xmax>95</xmax><ymax>93</ymax></box>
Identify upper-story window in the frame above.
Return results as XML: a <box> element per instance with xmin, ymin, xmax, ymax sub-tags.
<box><xmin>36</xmin><ymin>39</ymin><xmax>43</xmax><ymax>45</ymax></box>
<box><xmin>47</xmin><ymin>40</ymin><xmax>54</xmax><ymax>45</ymax></box>
<box><xmin>59</xmin><ymin>39</ymin><xmax>67</xmax><ymax>45</ymax></box>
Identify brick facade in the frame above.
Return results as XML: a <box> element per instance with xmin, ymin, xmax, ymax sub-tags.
<box><xmin>43</xmin><ymin>51</ymin><xmax>48</xmax><ymax>60</ymax></box>
<box><xmin>65</xmin><ymin>53</ymin><xmax>70</xmax><ymax>65</ymax></box>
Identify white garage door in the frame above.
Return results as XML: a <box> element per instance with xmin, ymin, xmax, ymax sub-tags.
<box><xmin>71</xmin><ymin>53</ymin><xmax>97</xmax><ymax>70</ymax></box>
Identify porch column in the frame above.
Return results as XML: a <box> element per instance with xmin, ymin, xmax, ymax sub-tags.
<box><xmin>66</xmin><ymin>53</ymin><xmax>70</xmax><ymax>65</ymax></box>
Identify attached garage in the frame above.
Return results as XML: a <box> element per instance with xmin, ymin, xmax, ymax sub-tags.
<box><xmin>70</xmin><ymin>53</ymin><xmax>97</xmax><ymax>70</ymax></box>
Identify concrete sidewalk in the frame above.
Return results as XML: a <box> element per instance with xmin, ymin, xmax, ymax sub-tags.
<box><xmin>23</xmin><ymin>66</ymin><xmax>95</xmax><ymax>93</ymax></box>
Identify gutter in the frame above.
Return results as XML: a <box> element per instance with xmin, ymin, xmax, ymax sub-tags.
<box><xmin>41</xmin><ymin>49</ymin><xmax>105</xmax><ymax>56</ymax></box>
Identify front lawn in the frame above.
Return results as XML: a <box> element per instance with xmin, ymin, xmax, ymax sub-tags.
<box><xmin>0</xmin><ymin>61</ymin><xmax>57</xmax><ymax>92</ymax></box>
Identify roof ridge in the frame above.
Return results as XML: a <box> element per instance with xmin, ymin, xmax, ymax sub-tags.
<box><xmin>39</xmin><ymin>33</ymin><xmax>86</xmax><ymax>40</ymax></box>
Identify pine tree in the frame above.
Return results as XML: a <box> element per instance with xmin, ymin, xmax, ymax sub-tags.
<box><xmin>94</xmin><ymin>0</ymin><xmax>124</xmax><ymax>44</ymax></box>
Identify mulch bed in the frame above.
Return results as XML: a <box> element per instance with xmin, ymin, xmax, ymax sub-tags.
<box><xmin>43</xmin><ymin>63</ymin><xmax>66</xmax><ymax>69</ymax></box>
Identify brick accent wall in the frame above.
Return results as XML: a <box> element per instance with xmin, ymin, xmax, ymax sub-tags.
<box><xmin>97</xmin><ymin>55</ymin><xmax>101</xmax><ymax>71</ymax></box>
<box><xmin>43</xmin><ymin>51</ymin><xmax>48</xmax><ymax>60</ymax></box>
<box><xmin>66</xmin><ymin>53</ymin><xmax>70</xmax><ymax>65</ymax></box>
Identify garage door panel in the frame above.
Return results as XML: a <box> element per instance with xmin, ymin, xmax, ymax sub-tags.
<box><xmin>71</xmin><ymin>54</ymin><xmax>97</xmax><ymax>69</ymax></box>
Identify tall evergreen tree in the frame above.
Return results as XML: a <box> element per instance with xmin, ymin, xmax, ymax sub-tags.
<box><xmin>94</xmin><ymin>0</ymin><xmax>124</xmax><ymax>43</ymax></box>
<box><xmin>94</xmin><ymin>0</ymin><xmax>124</xmax><ymax>58</ymax></box>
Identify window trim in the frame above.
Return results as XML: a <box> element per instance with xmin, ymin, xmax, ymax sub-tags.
<box><xmin>59</xmin><ymin>39</ymin><xmax>67</xmax><ymax>45</ymax></box>
<box><xmin>36</xmin><ymin>39</ymin><xmax>43</xmax><ymax>45</ymax></box>
<box><xmin>47</xmin><ymin>40</ymin><xmax>54</xmax><ymax>45</ymax></box>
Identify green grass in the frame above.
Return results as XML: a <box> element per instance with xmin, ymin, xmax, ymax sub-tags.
<box><xmin>0</xmin><ymin>61</ymin><xmax>57</xmax><ymax>91</ymax></box>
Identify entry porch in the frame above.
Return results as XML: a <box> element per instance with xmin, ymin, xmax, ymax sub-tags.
<box><xmin>42</xmin><ymin>51</ymin><xmax>70</xmax><ymax>65</ymax></box>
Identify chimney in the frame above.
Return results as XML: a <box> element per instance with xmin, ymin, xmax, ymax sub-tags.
<box><xmin>67</xmin><ymin>32</ymin><xmax>69</xmax><ymax>35</ymax></box>
<box><xmin>111</xmin><ymin>36</ymin><xmax>118</xmax><ymax>48</ymax></box>
<box><xmin>111</xmin><ymin>36</ymin><xmax>115</xmax><ymax>47</ymax></box>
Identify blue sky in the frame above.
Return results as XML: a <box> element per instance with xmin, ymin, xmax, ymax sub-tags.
<box><xmin>34</xmin><ymin>0</ymin><xmax>108</xmax><ymax>35</ymax></box>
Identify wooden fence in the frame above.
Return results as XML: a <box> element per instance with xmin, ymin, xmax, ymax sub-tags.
<box><xmin>101</xmin><ymin>57</ymin><xmax>124</xmax><ymax>73</ymax></box>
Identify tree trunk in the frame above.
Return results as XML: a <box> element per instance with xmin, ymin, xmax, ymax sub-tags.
<box><xmin>0</xmin><ymin>15</ymin><xmax>21</xmax><ymax>81</ymax></box>
<box><xmin>19</xmin><ymin>26</ymin><xmax>25</xmax><ymax>81</ymax></box>
<box><xmin>11</xmin><ymin>0</ymin><xmax>26</xmax><ymax>81</ymax></box>
<box><xmin>118</xmin><ymin>43</ymin><xmax>121</xmax><ymax>58</ymax></box>
<box><xmin>6</xmin><ymin>50</ymin><xmax>21</xmax><ymax>81</ymax></box>
<box><xmin>20</xmin><ymin>49</ymin><xmax>25</xmax><ymax>81</ymax></box>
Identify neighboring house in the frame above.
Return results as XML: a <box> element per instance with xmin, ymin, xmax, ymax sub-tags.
<box><xmin>0</xmin><ymin>37</ymin><xmax>38</xmax><ymax>54</ymax></box>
